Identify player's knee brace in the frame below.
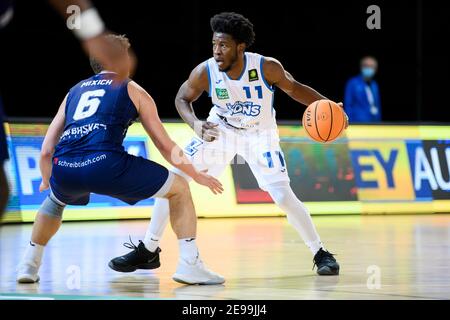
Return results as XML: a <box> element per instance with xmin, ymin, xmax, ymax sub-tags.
<box><xmin>38</xmin><ymin>193</ymin><xmax>66</xmax><ymax>219</ymax></box>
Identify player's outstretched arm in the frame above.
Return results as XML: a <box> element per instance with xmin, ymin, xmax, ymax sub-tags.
<box><xmin>39</xmin><ymin>95</ymin><xmax>67</xmax><ymax>192</ymax></box>
<box><xmin>263</xmin><ymin>57</ymin><xmax>328</xmax><ymax>106</ymax></box>
<box><xmin>127</xmin><ymin>81</ymin><xmax>223</xmax><ymax>194</ymax></box>
<box><xmin>48</xmin><ymin>0</ymin><xmax>136</xmax><ymax>81</ymax></box>
<box><xmin>175</xmin><ymin>63</ymin><xmax>219</xmax><ymax>142</ymax></box>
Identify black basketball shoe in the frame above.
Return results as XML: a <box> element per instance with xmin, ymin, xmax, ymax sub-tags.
<box><xmin>313</xmin><ymin>248</ymin><xmax>340</xmax><ymax>275</ymax></box>
<box><xmin>108</xmin><ymin>237</ymin><xmax>161</xmax><ymax>272</ymax></box>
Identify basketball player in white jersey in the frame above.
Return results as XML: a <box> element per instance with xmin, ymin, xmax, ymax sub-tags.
<box><xmin>110</xmin><ymin>12</ymin><xmax>347</xmax><ymax>276</ymax></box>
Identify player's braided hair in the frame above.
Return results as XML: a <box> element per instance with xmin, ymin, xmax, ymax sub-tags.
<box><xmin>210</xmin><ymin>12</ymin><xmax>255</xmax><ymax>47</ymax></box>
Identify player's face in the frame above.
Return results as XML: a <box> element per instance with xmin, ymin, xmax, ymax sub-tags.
<box><xmin>212</xmin><ymin>32</ymin><xmax>240</xmax><ymax>72</ymax></box>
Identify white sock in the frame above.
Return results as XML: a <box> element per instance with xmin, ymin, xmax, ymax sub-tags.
<box><xmin>144</xmin><ymin>198</ymin><xmax>170</xmax><ymax>252</ymax></box>
<box><xmin>306</xmin><ymin>240</ymin><xmax>324</xmax><ymax>256</ymax></box>
<box><xmin>178</xmin><ymin>238</ymin><xmax>199</xmax><ymax>264</ymax></box>
<box><xmin>267</xmin><ymin>182</ymin><xmax>324</xmax><ymax>256</ymax></box>
<box><xmin>21</xmin><ymin>241</ymin><xmax>45</xmax><ymax>267</ymax></box>
<box><xmin>143</xmin><ymin>233</ymin><xmax>160</xmax><ymax>252</ymax></box>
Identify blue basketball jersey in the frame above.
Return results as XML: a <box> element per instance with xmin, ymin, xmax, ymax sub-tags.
<box><xmin>54</xmin><ymin>72</ymin><xmax>138</xmax><ymax>157</ymax></box>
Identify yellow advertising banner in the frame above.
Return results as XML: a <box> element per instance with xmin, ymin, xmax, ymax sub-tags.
<box><xmin>2</xmin><ymin>122</ymin><xmax>450</xmax><ymax>223</ymax></box>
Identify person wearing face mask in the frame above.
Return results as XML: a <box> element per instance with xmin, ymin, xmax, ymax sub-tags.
<box><xmin>344</xmin><ymin>56</ymin><xmax>381</xmax><ymax>122</ymax></box>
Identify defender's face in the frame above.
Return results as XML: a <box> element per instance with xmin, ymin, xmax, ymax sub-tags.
<box><xmin>212</xmin><ymin>32</ymin><xmax>239</xmax><ymax>72</ymax></box>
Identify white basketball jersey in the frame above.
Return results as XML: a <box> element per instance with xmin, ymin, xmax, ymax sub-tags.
<box><xmin>206</xmin><ymin>52</ymin><xmax>277</xmax><ymax>130</ymax></box>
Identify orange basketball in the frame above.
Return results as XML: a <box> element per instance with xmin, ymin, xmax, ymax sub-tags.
<box><xmin>302</xmin><ymin>99</ymin><xmax>347</xmax><ymax>143</ymax></box>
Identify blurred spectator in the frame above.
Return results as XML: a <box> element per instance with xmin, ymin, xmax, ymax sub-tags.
<box><xmin>344</xmin><ymin>56</ymin><xmax>381</xmax><ymax>122</ymax></box>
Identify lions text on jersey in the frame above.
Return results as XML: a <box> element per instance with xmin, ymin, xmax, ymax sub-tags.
<box><xmin>206</xmin><ymin>52</ymin><xmax>277</xmax><ymax>131</ymax></box>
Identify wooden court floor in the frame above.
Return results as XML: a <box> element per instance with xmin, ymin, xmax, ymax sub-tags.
<box><xmin>1</xmin><ymin>214</ymin><xmax>450</xmax><ymax>300</ymax></box>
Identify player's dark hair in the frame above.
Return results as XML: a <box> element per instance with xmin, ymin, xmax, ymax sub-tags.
<box><xmin>210</xmin><ymin>12</ymin><xmax>255</xmax><ymax>47</ymax></box>
<box><xmin>89</xmin><ymin>34</ymin><xmax>130</xmax><ymax>74</ymax></box>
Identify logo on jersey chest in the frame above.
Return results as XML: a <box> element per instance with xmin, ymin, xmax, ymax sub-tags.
<box><xmin>226</xmin><ymin>101</ymin><xmax>261</xmax><ymax>117</ymax></box>
<box><xmin>215</xmin><ymin>88</ymin><xmax>229</xmax><ymax>100</ymax></box>
<box><xmin>248</xmin><ymin>69</ymin><xmax>259</xmax><ymax>82</ymax></box>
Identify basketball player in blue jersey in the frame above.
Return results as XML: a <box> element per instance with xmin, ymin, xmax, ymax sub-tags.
<box><xmin>1</xmin><ymin>0</ymin><xmax>137</xmax><ymax>221</ymax></box>
<box><xmin>16</xmin><ymin>35</ymin><xmax>225</xmax><ymax>285</ymax></box>
<box><xmin>111</xmin><ymin>12</ymin><xmax>347</xmax><ymax>276</ymax></box>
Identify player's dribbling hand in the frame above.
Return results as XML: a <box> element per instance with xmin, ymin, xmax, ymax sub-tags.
<box><xmin>193</xmin><ymin>171</ymin><xmax>224</xmax><ymax>195</ymax></box>
<box><xmin>337</xmin><ymin>102</ymin><xmax>349</xmax><ymax>129</ymax></box>
<box><xmin>39</xmin><ymin>181</ymin><xmax>50</xmax><ymax>193</ymax></box>
<box><xmin>195</xmin><ymin>121</ymin><xmax>220</xmax><ymax>142</ymax></box>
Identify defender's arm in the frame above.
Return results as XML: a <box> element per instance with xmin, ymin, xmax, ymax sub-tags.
<box><xmin>40</xmin><ymin>95</ymin><xmax>67</xmax><ymax>191</ymax></box>
<box><xmin>127</xmin><ymin>81</ymin><xmax>223</xmax><ymax>194</ymax></box>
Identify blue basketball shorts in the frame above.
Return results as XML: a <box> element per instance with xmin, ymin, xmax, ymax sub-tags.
<box><xmin>49</xmin><ymin>151</ymin><xmax>174</xmax><ymax>205</ymax></box>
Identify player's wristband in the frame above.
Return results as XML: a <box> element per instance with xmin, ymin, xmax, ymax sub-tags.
<box><xmin>72</xmin><ymin>8</ymin><xmax>105</xmax><ymax>40</ymax></box>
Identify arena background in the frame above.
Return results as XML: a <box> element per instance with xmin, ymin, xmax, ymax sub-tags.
<box><xmin>0</xmin><ymin>0</ymin><xmax>449</xmax><ymax>122</ymax></box>
<box><xmin>3</xmin><ymin>121</ymin><xmax>449</xmax><ymax>222</ymax></box>
<box><xmin>1</xmin><ymin>0</ymin><xmax>449</xmax><ymax>222</ymax></box>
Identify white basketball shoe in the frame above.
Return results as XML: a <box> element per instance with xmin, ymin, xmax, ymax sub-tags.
<box><xmin>17</xmin><ymin>261</ymin><xmax>40</xmax><ymax>283</ymax></box>
<box><xmin>173</xmin><ymin>258</ymin><xmax>225</xmax><ymax>285</ymax></box>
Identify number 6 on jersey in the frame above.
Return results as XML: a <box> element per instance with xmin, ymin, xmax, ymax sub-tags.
<box><xmin>73</xmin><ymin>89</ymin><xmax>106</xmax><ymax>121</ymax></box>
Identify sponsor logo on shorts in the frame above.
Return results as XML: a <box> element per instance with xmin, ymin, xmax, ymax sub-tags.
<box><xmin>184</xmin><ymin>137</ymin><xmax>203</xmax><ymax>156</ymax></box>
<box><xmin>55</xmin><ymin>154</ymin><xmax>107</xmax><ymax>168</ymax></box>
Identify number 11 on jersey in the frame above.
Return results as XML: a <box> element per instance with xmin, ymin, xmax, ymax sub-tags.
<box><xmin>243</xmin><ymin>86</ymin><xmax>263</xmax><ymax>99</ymax></box>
